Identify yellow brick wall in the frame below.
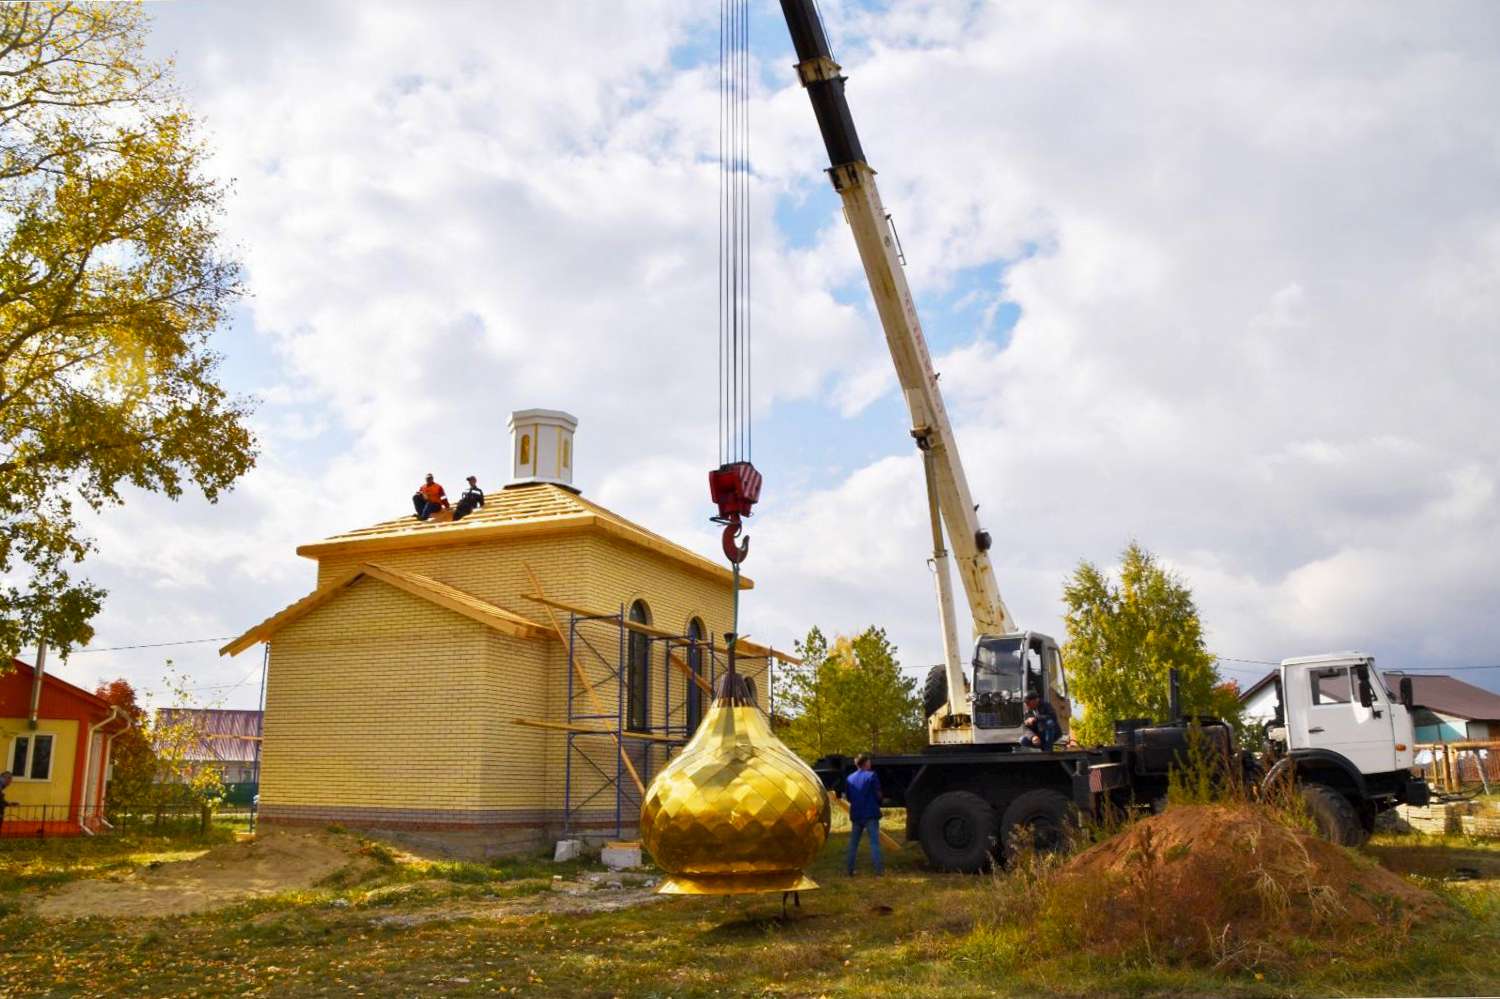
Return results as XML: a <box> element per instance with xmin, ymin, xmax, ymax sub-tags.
<box><xmin>262</xmin><ymin>518</ymin><xmax>771</xmax><ymax>828</ymax></box>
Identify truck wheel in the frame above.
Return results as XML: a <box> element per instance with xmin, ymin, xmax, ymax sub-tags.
<box><xmin>1000</xmin><ymin>789</ymin><xmax>1077</xmax><ymax>861</ymax></box>
<box><xmin>1301</xmin><ymin>783</ymin><xmax>1364</xmax><ymax>847</ymax></box>
<box><xmin>923</xmin><ymin>664</ymin><xmax>970</xmax><ymax>719</ymax></box>
<box><xmin>918</xmin><ymin>790</ymin><xmax>997</xmax><ymax>872</ymax></box>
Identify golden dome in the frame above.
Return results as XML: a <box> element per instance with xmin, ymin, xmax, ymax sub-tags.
<box><xmin>640</xmin><ymin>676</ymin><xmax>831</xmax><ymax>894</ymax></box>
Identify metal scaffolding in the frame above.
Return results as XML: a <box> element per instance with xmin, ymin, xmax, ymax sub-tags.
<box><xmin>559</xmin><ymin>606</ymin><xmax>772</xmax><ymax>840</ymax></box>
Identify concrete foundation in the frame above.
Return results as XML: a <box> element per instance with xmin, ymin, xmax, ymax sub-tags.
<box><xmin>601</xmin><ymin>841</ymin><xmax>643</xmax><ymax>870</ymax></box>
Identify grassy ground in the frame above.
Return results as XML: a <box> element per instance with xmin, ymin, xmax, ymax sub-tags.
<box><xmin>0</xmin><ymin>826</ymin><xmax>1495</xmax><ymax>998</ymax></box>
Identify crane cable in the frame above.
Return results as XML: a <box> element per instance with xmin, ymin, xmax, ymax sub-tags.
<box><xmin>719</xmin><ymin>0</ymin><xmax>751</xmax><ymax>466</ymax></box>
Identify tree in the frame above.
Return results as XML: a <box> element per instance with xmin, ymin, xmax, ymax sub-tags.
<box><xmin>94</xmin><ymin>676</ymin><xmax>152</xmax><ymax>807</ymax></box>
<box><xmin>0</xmin><ymin>3</ymin><xmax>255</xmax><ymax>658</ymax></box>
<box><xmin>97</xmin><ymin>665</ymin><xmax>225</xmax><ymax>813</ymax></box>
<box><xmin>1061</xmin><ymin>542</ymin><xmax>1243</xmax><ymax>745</ymax></box>
<box><xmin>776</xmin><ymin>625</ymin><xmax>925</xmax><ymax>761</ymax></box>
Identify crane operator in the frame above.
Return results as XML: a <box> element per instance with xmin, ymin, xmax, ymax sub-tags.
<box><xmin>1020</xmin><ymin>691</ymin><xmax>1060</xmax><ymax>752</ymax></box>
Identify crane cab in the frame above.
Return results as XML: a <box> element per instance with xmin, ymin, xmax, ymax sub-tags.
<box><xmin>931</xmin><ymin>632</ymin><xmax>1071</xmax><ymax>747</ymax></box>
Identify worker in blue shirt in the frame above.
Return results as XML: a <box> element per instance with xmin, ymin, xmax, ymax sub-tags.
<box><xmin>843</xmin><ymin>753</ymin><xmax>884</xmax><ymax>876</ymax></box>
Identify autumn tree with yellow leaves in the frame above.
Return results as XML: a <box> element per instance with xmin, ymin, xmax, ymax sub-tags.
<box><xmin>0</xmin><ymin>3</ymin><xmax>255</xmax><ymax>656</ymax></box>
<box><xmin>775</xmin><ymin>626</ymin><xmax>926</xmax><ymax>761</ymax></box>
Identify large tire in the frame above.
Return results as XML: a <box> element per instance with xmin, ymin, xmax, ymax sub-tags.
<box><xmin>1000</xmin><ymin>788</ymin><xmax>1077</xmax><ymax>861</ymax></box>
<box><xmin>923</xmin><ymin>665</ymin><xmax>946</xmax><ymax>719</ymax></box>
<box><xmin>1301</xmin><ymin>783</ymin><xmax>1364</xmax><ymax>847</ymax></box>
<box><xmin>922</xmin><ymin>665</ymin><xmax>969</xmax><ymax>719</ymax></box>
<box><xmin>918</xmin><ymin>790</ymin><xmax>997</xmax><ymax>872</ymax></box>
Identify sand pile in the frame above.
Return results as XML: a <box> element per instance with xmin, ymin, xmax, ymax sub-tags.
<box><xmin>1033</xmin><ymin>804</ymin><xmax>1441</xmax><ymax>964</ymax></box>
<box><xmin>36</xmin><ymin>831</ymin><xmax>360</xmax><ymax>920</ymax></box>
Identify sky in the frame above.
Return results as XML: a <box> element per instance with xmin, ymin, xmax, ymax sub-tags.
<box><xmin>44</xmin><ymin>0</ymin><xmax>1500</xmax><ymax>710</ymax></box>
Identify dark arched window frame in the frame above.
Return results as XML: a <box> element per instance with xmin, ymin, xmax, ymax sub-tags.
<box><xmin>685</xmin><ymin>617</ymin><xmax>706</xmax><ymax>732</ymax></box>
<box><xmin>627</xmin><ymin>600</ymin><xmax>651</xmax><ymax>731</ymax></box>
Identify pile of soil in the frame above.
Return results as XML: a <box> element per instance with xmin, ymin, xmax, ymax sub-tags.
<box><xmin>1036</xmin><ymin>804</ymin><xmax>1442</xmax><ymax>964</ymax></box>
<box><xmin>36</xmin><ymin>831</ymin><xmax>360</xmax><ymax>920</ymax></box>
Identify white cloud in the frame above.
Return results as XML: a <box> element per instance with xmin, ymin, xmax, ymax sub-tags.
<box><xmin>53</xmin><ymin>2</ymin><xmax>1500</xmax><ymax>703</ymax></box>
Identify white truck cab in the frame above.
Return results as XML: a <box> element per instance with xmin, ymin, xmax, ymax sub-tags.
<box><xmin>1264</xmin><ymin>651</ymin><xmax>1430</xmax><ymax>844</ymax></box>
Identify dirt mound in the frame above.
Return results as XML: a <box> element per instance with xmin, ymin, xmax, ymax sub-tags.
<box><xmin>36</xmin><ymin>831</ymin><xmax>360</xmax><ymax>920</ymax></box>
<box><xmin>1035</xmin><ymin>804</ymin><xmax>1442</xmax><ymax>965</ymax></box>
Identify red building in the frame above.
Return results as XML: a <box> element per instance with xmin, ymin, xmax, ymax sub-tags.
<box><xmin>1</xmin><ymin>659</ymin><xmax>132</xmax><ymax>836</ymax></box>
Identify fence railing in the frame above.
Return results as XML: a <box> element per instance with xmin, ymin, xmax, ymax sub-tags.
<box><xmin>1416</xmin><ymin>740</ymin><xmax>1500</xmax><ymax>794</ymax></box>
<box><xmin>0</xmin><ymin>801</ymin><xmax>254</xmax><ymax>839</ymax></box>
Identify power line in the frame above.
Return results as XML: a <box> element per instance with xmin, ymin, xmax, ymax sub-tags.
<box><xmin>70</xmin><ymin>637</ymin><xmax>232</xmax><ymax>654</ymax></box>
<box><xmin>1216</xmin><ymin>656</ymin><xmax>1500</xmax><ymax>675</ymax></box>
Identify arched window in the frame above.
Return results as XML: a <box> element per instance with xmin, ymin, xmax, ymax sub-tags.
<box><xmin>685</xmin><ymin>617</ymin><xmax>706</xmax><ymax>731</ymax></box>
<box><xmin>627</xmin><ymin>600</ymin><xmax>651</xmax><ymax>731</ymax></box>
<box><xmin>518</xmin><ymin>434</ymin><xmax>531</xmax><ymax>467</ymax></box>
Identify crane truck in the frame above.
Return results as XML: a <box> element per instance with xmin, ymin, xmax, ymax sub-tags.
<box><xmin>774</xmin><ymin>0</ymin><xmax>1431</xmax><ymax>867</ymax></box>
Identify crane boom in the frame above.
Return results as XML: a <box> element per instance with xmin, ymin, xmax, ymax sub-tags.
<box><xmin>778</xmin><ymin>1</ymin><xmax>1017</xmax><ymax>649</ymax></box>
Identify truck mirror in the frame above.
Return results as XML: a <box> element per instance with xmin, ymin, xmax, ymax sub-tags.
<box><xmin>1399</xmin><ymin>676</ymin><xmax>1414</xmax><ymax>709</ymax></box>
<box><xmin>1355</xmin><ymin>666</ymin><xmax>1373</xmax><ymax>708</ymax></box>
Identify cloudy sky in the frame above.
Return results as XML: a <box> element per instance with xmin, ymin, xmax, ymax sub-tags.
<box><xmin>51</xmin><ymin>1</ymin><xmax>1500</xmax><ymax>708</ymax></box>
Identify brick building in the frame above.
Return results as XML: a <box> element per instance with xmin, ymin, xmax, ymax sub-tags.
<box><xmin>222</xmin><ymin>409</ymin><xmax>784</xmax><ymax>849</ymax></box>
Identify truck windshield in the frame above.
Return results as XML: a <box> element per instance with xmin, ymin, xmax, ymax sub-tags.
<box><xmin>972</xmin><ymin>637</ymin><xmax>1025</xmax><ymax>728</ymax></box>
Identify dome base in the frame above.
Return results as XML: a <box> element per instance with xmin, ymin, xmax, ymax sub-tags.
<box><xmin>655</xmin><ymin>871</ymin><xmax>820</xmax><ymax>896</ymax></box>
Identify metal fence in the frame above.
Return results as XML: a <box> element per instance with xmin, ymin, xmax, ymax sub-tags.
<box><xmin>0</xmin><ymin>801</ymin><xmax>254</xmax><ymax>839</ymax></box>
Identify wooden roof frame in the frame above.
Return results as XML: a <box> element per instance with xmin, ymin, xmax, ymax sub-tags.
<box><xmin>219</xmin><ymin>562</ymin><xmax>552</xmax><ymax>657</ymax></box>
<box><xmin>519</xmin><ymin>591</ymin><xmax>802</xmax><ymax>665</ymax></box>
<box><xmin>292</xmin><ymin>485</ymin><xmax>753</xmax><ymax>591</ymax></box>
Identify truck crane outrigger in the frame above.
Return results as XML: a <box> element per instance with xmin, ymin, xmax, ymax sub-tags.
<box><xmin>779</xmin><ymin>0</ymin><xmax>1065</xmax><ymax>747</ymax></box>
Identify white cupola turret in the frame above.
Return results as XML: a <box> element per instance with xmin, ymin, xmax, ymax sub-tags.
<box><xmin>507</xmin><ymin>409</ymin><xmax>578</xmax><ymax>491</ymax></box>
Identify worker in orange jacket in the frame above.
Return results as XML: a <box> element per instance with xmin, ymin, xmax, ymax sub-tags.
<box><xmin>412</xmin><ymin>473</ymin><xmax>449</xmax><ymax>520</ymax></box>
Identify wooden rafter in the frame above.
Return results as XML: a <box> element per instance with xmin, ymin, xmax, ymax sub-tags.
<box><xmin>512</xmin><ymin>717</ymin><xmax>681</xmax><ymax>745</ymax></box>
<box><xmin>520</xmin><ymin>591</ymin><xmax>801</xmax><ymax>665</ymax></box>
<box><xmin>219</xmin><ymin>563</ymin><xmax>551</xmax><ymax>657</ymax></box>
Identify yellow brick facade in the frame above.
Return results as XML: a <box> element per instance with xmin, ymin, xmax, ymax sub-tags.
<box><xmin>243</xmin><ymin>485</ymin><xmax>772</xmax><ymax>844</ymax></box>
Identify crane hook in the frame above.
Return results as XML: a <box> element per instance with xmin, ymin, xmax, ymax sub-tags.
<box><xmin>721</xmin><ymin>518</ymin><xmax>750</xmax><ymax>565</ymax></box>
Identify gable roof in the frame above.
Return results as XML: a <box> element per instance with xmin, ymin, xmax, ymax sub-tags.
<box><xmin>1238</xmin><ymin>669</ymin><xmax>1278</xmax><ymax>703</ymax></box>
<box><xmin>154</xmin><ymin>708</ymin><xmax>262</xmax><ymax>765</ymax></box>
<box><xmin>219</xmin><ymin>562</ymin><xmax>552</xmax><ymax>656</ymax></box>
<box><xmin>5</xmin><ymin>658</ymin><xmax>112</xmax><ymax>713</ymax></box>
<box><xmin>294</xmin><ymin>483</ymin><xmax>751</xmax><ymax>590</ymax></box>
<box><xmin>1384</xmin><ymin>673</ymin><xmax>1500</xmax><ymax>721</ymax></box>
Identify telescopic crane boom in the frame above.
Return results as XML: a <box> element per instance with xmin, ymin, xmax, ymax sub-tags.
<box><xmin>779</xmin><ymin>1</ymin><xmax>1062</xmax><ymax>745</ymax></box>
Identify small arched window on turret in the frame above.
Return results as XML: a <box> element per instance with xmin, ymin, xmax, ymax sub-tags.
<box><xmin>561</xmin><ymin>439</ymin><xmax>571</xmax><ymax>470</ymax></box>
<box><xmin>518</xmin><ymin>433</ymin><xmax>531</xmax><ymax>468</ymax></box>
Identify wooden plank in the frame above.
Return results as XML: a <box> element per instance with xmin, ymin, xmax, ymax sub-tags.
<box><xmin>220</xmin><ymin>570</ymin><xmax>365</xmax><ymax>656</ymax></box>
<box><xmin>523</xmin><ymin>564</ymin><xmax>646</xmax><ymax>796</ymax></box>
<box><xmin>512</xmin><ymin>717</ymin><xmax>681</xmax><ymax>745</ymax></box>
<box><xmin>522</xmin><ymin>591</ymin><xmax>679</xmax><ymax>639</ymax></box>
<box><xmin>829</xmin><ymin>792</ymin><xmax>903</xmax><ymax>852</ymax></box>
<box><xmin>522</xmin><ymin>590</ymin><xmax>801</xmax><ymax>665</ymax></box>
<box><xmin>361</xmin><ymin>563</ymin><xmax>551</xmax><ymax>641</ymax></box>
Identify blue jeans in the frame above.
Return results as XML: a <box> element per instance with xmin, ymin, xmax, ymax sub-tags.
<box><xmin>846</xmin><ymin>817</ymin><xmax>883</xmax><ymax>874</ymax></box>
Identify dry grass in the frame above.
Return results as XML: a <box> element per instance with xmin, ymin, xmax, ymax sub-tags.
<box><xmin>0</xmin><ymin>818</ymin><xmax>1493</xmax><ymax>997</ymax></box>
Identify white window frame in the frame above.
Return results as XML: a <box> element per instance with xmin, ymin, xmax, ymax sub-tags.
<box><xmin>9</xmin><ymin>732</ymin><xmax>56</xmax><ymax>782</ymax></box>
<box><xmin>1309</xmin><ymin>666</ymin><xmax>1352</xmax><ymax>707</ymax></box>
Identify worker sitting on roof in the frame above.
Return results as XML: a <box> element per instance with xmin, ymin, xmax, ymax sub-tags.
<box><xmin>452</xmin><ymin>475</ymin><xmax>485</xmax><ymax>521</ymax></box>
<box><xmin>411</xmin><ymin>473</ymin><xmax>449</xmax><ymax>521</ymax></box>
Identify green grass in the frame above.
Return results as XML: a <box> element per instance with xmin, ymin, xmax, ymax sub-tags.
<box><xmin>0</xmin><ymin>826</ymin><xmax>1494</xmax><ymax>997</ymax></box>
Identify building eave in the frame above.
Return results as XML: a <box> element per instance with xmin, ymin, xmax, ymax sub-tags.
<box><xmin>296</xmin><ymin>512</ymin><xmax>753</xmax><ymax>590</ymax></box>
